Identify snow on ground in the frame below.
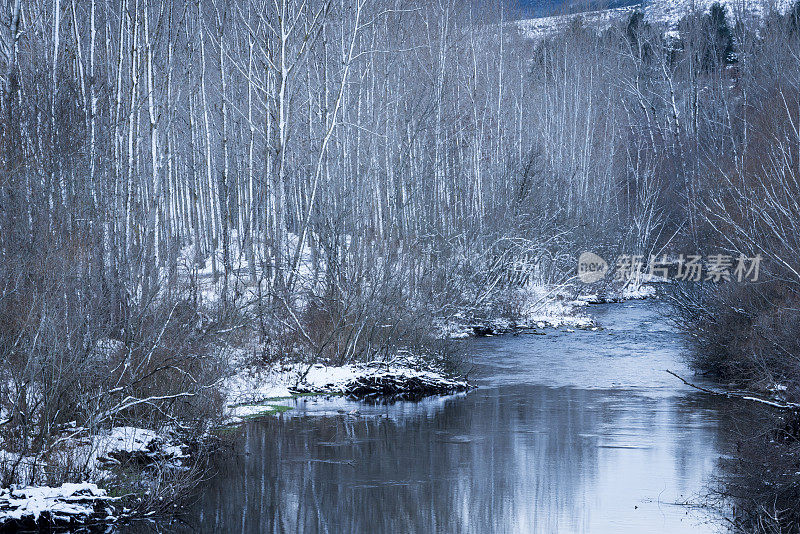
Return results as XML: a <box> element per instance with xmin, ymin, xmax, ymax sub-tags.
<box><xmin>573</xmin><ymin>284</ymin><xmax>657</xmax><ymax>304</ymax></box>
<box><xmin>1</xmin><ymin>426</ymin><xmax>190</xmax><ymax>528</ymax></box>
<box><xmin>514</xmin><ymin>285</ymin><xmax>596</xmax><ymax>328</ymax></box>
<box><xmin>435</xmin><ymin>276</ymin><xmax>666</xmax><ymax>339</ymax></box>
<box><xmin>644</xmin><ymin>0</ymin><xmax>795</xmax><ymax>28</ymax></box>
<box><xmin>437</xmin><ymin>284</ymin><xmax>596</xmax><ymax>339</ymax></box>
<box><xmin>44</xmin><ymin>425</ymin><xmax>189</xmax><ymax>483</ymax></box>
<box><xmin>1</xmin><ymin>425</ymin><xmax>189</xmax><ymax>522</ymax></box>
<box><xmin>0</xmin><ymin>483</ymin><xmax>116</xmax><ymax>529</ymax></box>
<box><xmin>178</xmin><ymin>229</ymin><xmax>259</xmax><ymax>306</ymax></box>
<box><xmin>290</xmin><ymin>365</ymin><xmax>471</xmax><ymax>397</ymax></box>
<box><xmin>514</xmin><ymin>0</ymin><xmax>795</xmax><ymax>41</ymax></box>
<box><xmin>177</xmin><ymin>230</ymin><xmax>320</xmax><ymax>308</ymax></box>
<box><xmin>90</xmin><ymin>426</ymin><xmax>188</xmax><ymax>471</ymax></box>
<box><xmin>223</xmin><ymin>363</ymin><xmax>306</xmax><ymax>407</ymax></box>
<box><xmin>620</xmin><ymin>282</ymin><xmax>658</xmax><ymax>300</ymax></box>
<box><xmin>223</xmin><ymin>359</ymin><xmax>470</xmax><ymax>423</ymax></box>
<box><xmin>516</xmin><ymin>5</ymin><xmax>640</xmax><ymax>41</ymax></box>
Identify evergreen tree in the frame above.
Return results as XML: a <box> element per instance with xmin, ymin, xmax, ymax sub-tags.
<box><xmin>625</xmin><ymin>11</ymin><xmax>652</xmax><ymax>61</ymax></box>
<box><xmin>789</xmin><ymin>1</ymin><xmax>800</xmax><ymax>36</ymax></box>
<box><xmin>704</xmin><ymin>3</ymin><xmax>736</xmax><ymax>68</ymax></box>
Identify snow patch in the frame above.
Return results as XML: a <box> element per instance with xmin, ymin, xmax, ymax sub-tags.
<box><xmin>515</xmin><ymin>5</ymin><xmax>640</xmax><ymax>41</ymax></box>
<box><xmin>223</xmin><ymin>359</ymin><xmax>471</xmax><ymax>422</ymax></box>
<box><xmin>92</xmin><ymin>426</ymin><xmax>188</xmax><ymax>470</ymax></box>
<box><xmin>0</xmin><ymin>483</ymin><xmax>116</xmax><ymax>529</ymax></box>
<box><xmin>643</xmin><ymin>0</ymin><xmax>795</xmax><ymax>29</ymax></box>
<box><xmin>437</xmin><ymin>284</ymin><xmax>596</xmax><ymax>339</ymax></box>
<box><xmin>513</xmin><ymin>0</ymin><xmax>796</xmax><ymax>42</ymax></box>
<box><xmin>291</xmin><ymin>365</ymin><xmax>471</xmax><ymax>399</ymax></box>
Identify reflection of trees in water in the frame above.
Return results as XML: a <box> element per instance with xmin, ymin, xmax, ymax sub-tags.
<box><xmin>157</xmin><ymin>386</ymin><xmax>733</xmax><ymax>534</ymax></box>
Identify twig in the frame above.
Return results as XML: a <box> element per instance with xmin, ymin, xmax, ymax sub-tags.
<box><xmin>666</xmin><ymin>369</ymin><xmax>800</xmax><ymax>410</ymax></box>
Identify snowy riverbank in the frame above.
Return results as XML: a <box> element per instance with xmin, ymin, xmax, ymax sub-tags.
<box><xmin>223</xmin><ymin>358</ymin><xmax>472</xmax><ymax>424</ymax></box>
<box><xmin>436</xmin><ymin>280</ymin><xmax>658</xmax><ymax>339</ymax></box>
<box><xmin>1</xmin><ymin>281</ymin><xmax>657</xmax><ymax>530</ymax></box>
<box><xmin>0</xmin><ymin>483</ymin><xmax>116</xmax><ymax>531</ymax></box>
<box><xmin>0</xmin><ymin>360</ymin><xmax>470</xmax><ymax>529</ymax></box>
<box><xmin>0</xmin><ymin>426</ymin><xmax>190</xmax><ymax>530</ymax></box>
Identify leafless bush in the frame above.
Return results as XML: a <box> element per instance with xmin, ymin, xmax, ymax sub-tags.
<box><xmin>669</xmin><ymin>281</ymin><xmax>800</xmax><ymax>391</ymax></box>
<box><xmin>269</xmin><ymin>237</ymin><xmax>446</xmax><ymax>367</ymax></box>
<box><xmin>709</xmin><ymin>409</ymin><xmax>800</xmax><ymax>534</ymax></box>
<box><xmin>0</xmin><ymin>227</ymin><xmax>231</xmax><ymax>488</ymax></box>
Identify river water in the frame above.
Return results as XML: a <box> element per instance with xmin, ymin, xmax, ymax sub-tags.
<box><xmin>132</xmin><ymin>302</ymin><xmax>742</xmax><ymax>533</ymax></box>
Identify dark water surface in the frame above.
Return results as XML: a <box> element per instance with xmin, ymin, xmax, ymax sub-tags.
<box><xmin>130</xmin><ymin>303</ymin><xmax>741</xmax><ymax>533</ymax></box>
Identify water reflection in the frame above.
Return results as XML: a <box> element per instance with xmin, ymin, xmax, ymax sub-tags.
<box><xmin>126</xmin><ymin>303</ymin><xmax>737</xmax><ymax>533</ymax></box>
<box><xmin>134</xmin><ymin>386</ymin><xmax>731</xmax><ymax>534</ymax></box>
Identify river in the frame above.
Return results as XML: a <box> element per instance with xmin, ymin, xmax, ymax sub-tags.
<box><xmin>128</xmin><ymin>302</ymin><xmax>743</xmax><ymax>533</ymax></box>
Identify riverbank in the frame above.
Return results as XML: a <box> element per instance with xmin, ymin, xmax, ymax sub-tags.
<box><xmin>223</xmin><ymin>357</ymin><xmax>473</xmax><ymax>424</ymax></box>
<box><xmin>0</xmin><ymin>426</ymin><xmax>193</xmax><ymax>530</ymax></box>
<box><xmin>0</xmin><ymin>282</ymin><xmax>656</xmax><ymax>531</ymax></box>
<box><xmin>0</xmin><ymin>359</ymin><xmax>472</xmax><ymax>529</ymax></box>
<box><xmin>146</xmin><ymin>300</ymin><xmax>733</xmax><ymax>534</ymax></box>
<box><xmin>669</xmin><ymin>279</ymin><xmax>800</xmax><ymax>533</ymax></box>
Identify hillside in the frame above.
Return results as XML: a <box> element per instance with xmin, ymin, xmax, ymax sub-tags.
<box><xmin>515</xmin><ymin>0</ymin><xmax>796</xmax><ymax>40</ymax></box>
<box><xmin>645</xmin><ymin>0</ymin><xmax>794</xmax><ymax>27</ymax></box>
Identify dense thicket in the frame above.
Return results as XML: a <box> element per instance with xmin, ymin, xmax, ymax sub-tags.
<box><xmin>0</xmin><ymin>0</ymin><xmax>750</xmax><ymax>336</ymax></box>
<box><xmin>663</xmin><ymin>5</ymin><xmax>800</xmax><ymax>531</ymax></box>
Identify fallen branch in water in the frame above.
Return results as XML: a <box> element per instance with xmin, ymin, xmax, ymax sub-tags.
<box><xmin>666</xmin><ymin>370</ymin><xmax>800</xmax><ymax>410</ymax></box>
